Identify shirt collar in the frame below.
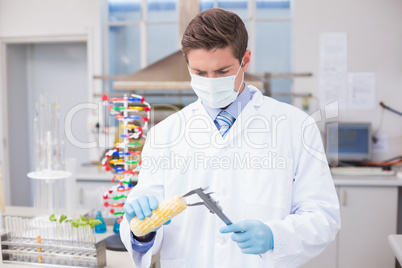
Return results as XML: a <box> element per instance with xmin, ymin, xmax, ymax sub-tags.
<box><xmin>202</xmin><ymin>82</ymin><xmax>252</xmax><ymax>121</ymax></box>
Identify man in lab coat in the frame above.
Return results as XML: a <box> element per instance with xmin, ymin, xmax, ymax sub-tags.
<box><xmin>120</xmin><ymin>8</ymin><xmax>340</xmax><ymax>268</ymax></box>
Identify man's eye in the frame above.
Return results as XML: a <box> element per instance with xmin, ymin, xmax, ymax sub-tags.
<box><xmin>219</xmin><ymin>70</ymin><xmax>229</xmax><ymax>74</ymax></box>
<box><xmin>196</xmin><ymin>72</ymin><xmax>207</xmax><ymax>76</ymax></box>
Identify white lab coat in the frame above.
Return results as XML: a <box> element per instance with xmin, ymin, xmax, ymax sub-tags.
<box><xmin>120</xmin><ymin>86</ymin><xmax>341</xmax><ymax>268</ymax></box>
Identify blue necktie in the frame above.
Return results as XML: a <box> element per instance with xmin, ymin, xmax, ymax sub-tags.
<box><xmin>215</xmin><ymin>110</ymin><xmax>236</xmax><ymax>137</ymax></box>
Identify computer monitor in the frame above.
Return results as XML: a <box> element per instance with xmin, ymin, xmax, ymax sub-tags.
<box><xmin>326</xmin><ymin>122</ymin><xmax>372</xmax><ymax>162</ymax></box>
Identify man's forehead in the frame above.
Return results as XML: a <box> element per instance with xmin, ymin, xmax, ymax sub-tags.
<box><xmin>187</xmin><ymin>47</ymin><xmax>237</xmax><ymax>70</ymax></box>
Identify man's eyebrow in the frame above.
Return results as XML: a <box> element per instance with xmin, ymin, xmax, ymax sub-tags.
<box><xmin>215</xmin><ymin>64</ymin><xmax>233</xmax><ymax>72</ymax></box>
<box><xmin>191</xmin><ymin>64</ymin><xmax>233</xmax><ymax>73</ymax></box>
<box><xmin>192</xmin><ymin>67</ymin><xmax>206</xmax><ymax>73</ymax></box>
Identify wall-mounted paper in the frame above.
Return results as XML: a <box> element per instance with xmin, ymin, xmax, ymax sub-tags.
<box><xmin>319</xmin><ymin>72</ymin><xmax>347</xmax><ymax>109</ymax></box>
<box><xmin>320</xmin><ymin>32</ymin><xmax>348</xmax><ymax>72</ymax></box>
<box><xmin>319</xmin><ymin>33</ymin><xmax>348</xmax><ymax>109</ymax></box>
<box><xmin>348</xmin><ymin>72</ymin><xmax>376</xmax><ymax>110</ymax></box>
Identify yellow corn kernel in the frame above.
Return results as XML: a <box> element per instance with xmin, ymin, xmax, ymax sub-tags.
<box><xmin>130</xmin><ymin>195</ymin><xmax>187</xmax><ymax>236</ymax></box>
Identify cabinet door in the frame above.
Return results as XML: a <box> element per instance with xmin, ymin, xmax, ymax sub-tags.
<box><xmin>76</xmin><ymin>180</ymin><xmax>110</xmax><ymax>210</ymax></box>
<box><xmin>338</xmin><ymin>186</ymin><xmax>397</xmax><ymax>268</ymax></box>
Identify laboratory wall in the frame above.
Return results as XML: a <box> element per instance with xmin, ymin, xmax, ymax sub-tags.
<box><xmin>292</xmin><ymin>0</ymin><xmax>402</xmax><ymax>161</ymax></box>
<box><xmin>0</xmin><ymin>0</ymin><xmax>103</xmax><ymax>93</ymax></box>
<box><xmin>0</xmin><ymin>0</ymin><xmax>103</xmax><ymax>205</ymax></box>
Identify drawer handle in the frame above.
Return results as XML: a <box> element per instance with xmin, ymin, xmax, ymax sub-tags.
<box><xmin>341</xmin><ymin>189</ymin><xmax>347</xmax><ymax>206</ymax></box>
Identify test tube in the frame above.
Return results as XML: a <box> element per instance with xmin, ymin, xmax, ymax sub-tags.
<box><xmin>39</xmin><ymin>94</ymin><xmax>47</xmax><ymax>170</ymax></box>
<box><xmin>33</xmin><ymin>105</ymin><xmax>40</xmax><ymax>172</ymax></box>
<box><xmin>12</xmin><ymin>217</ymin><xmax>19</xmax><ymax>241</ymax></box>
<box><xmin>5</xmin><ymin>217</ymin><xmax>14</xmax><ymax>261</ymax></box>
<box><xmin>37</xmin><ymin>229</ymin><xmax>43</xmax><ymax>263</ymax></box>
<box><xmin>51</xmin><ymin>96</ymin><xmax>60</xmax><ymax>170</ymax></box>
<box><xmin>40</xmin><ymin>219</ymin><xmax>47</xmax><ymax>263</ymax></box>
<box><xmin>5</xmin><ymin>216</ymin><xmax>11</xmax><ymax>240</ymax></box>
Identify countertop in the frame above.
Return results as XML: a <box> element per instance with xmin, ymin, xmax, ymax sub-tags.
<box><xmin>333</xmin><ymin>175</ymin><xmax>402</xmax><ymax>186</ymax></box>
<box><xmin>76</xmin><ymin>165</ymin><xmax>116</xmax><ymax>182</ymax></box>
<box><xmin>76</xmin><ymin>165</ymin><xmax>402</xmax><ymax>187</ymax></box>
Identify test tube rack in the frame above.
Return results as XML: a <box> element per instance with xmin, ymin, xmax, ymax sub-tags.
<box><xmin>1</xmin><ymin>217</ymin><xmax>106</xmax><ymax>268</ymax></box>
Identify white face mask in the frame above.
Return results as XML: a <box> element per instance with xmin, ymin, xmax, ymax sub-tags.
<box><xmin>189</xmin><ymin>61</ymin><xmax>244</xmax><ymax>108</ymax></box>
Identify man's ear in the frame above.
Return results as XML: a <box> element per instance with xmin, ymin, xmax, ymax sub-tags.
<box><xmin>182</xmin><ymin>53</ymin><xmax>189</xmax><ymax>64</ymax></box>
<box><xmin>242</xmin><ymin>50</ymin><xmax>251</xmax><ymax>71</ymax></box>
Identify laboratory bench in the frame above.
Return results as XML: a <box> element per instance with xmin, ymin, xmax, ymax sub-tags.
<box><xmin>76</xmin><ymin>165</ymin><xmax>401</xmax><ymax>185</ymax></box>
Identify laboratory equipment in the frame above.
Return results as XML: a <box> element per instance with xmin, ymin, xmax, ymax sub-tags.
<box><xmin>112</xmin><ymin>218</ymin><xmax>120</xmax><ymax>234</ymax></box>
<box><xmin>1</xmin><ymin>216</ymin><xmax>106</xmax><ymax>267</ymax></box>
<box><xmin>100</xmin><ymin>94</ymin><xmax>150</xmax><ymax>249</ymax></box>
<box><xmin>380</xmin><ymin>101</ymin><xmax>402</xmax><ymax>117</ymax></box>
<box><xmin>101</xmin><ymin>94</ymin><xmax>150</xmax><ymax>222</ymax></box>
<box><xmin>95</xmin><ymin>211</ymin><xmax>107</xmax><ymax>234</ymax></box>
<box><xmin>28</xmin><ymin>94</ymin><xmax>72</xmax><ymax>217</ymax></box>
<box><xmin>130</xmin><ymin>188</ymin><xmax>235</xmax><ymax>235</ymax></box>
<box><xmin>326</xmin><ymin>122</ymin><xmax>372</xmax><ymax>163</ymax></box>
<box><xmin>129</xmin><ymin>187</ymin><xmax>263</xmax><ymax>258</ymax></box>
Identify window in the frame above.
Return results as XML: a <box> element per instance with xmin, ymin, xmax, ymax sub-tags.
<box><xmin>103</xmin><ymin>0</ymin><xmax>291</xmax><ymax>103</ymax></box>
<box><xmin>104</xmin><ymin>0</ymin><xmax>178</xmax><ymax>76</ymax></box>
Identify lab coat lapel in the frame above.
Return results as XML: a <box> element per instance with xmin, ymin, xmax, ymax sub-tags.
<box><xmin>190</xmin><ymin>99</ymin><xmax>221</xmax><ymax>147</ymax></box>
<box><xmin>225</xmin><ymin>86</ymin><xmax>264</xmax><ymax>143</ymax></box>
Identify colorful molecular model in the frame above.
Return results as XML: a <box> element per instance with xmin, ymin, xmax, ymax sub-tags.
<box><xmin>101</xmin><ymin>94</ymin><xmax>150</xmax><ymax>224</ymax></box>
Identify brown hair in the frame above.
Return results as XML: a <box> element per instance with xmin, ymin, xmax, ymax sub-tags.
<box><xmin>181</xmin><ymin>8</ymin><xmax>248</xmax><ymax>64</ymax></box>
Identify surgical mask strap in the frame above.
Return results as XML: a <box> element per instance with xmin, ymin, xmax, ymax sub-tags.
<box><xmin>235</xmin><ymin>59</ymin><xmax>245</xmax><ymax>93</ymax></box>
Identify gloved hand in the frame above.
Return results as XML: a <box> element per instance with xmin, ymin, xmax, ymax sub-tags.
<box><xmin>124</xmin><ymin>195</ymin><xmax>171</xmax><ymax>227</ymax></box>
<box><xmin>220</xmin><ymin>219</ymin><xmax>274</xmax><ymax>255</ymax></box>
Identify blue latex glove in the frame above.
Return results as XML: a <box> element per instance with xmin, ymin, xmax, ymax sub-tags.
<box><xmin>220</xmin><ymin>219</ymin><xmax>274</xmax><ymax>255</ymax></box>
<box><xmin>123</xmin><ymin>195</ymin><xmax>171</xmax><ymax>233</ymax></box>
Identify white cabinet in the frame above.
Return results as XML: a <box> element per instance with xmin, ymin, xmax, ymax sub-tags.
<box><xmin>303</xmin><ymin>185</ymin><xmax>398</xmax><ymax>268</ymax></box>
<box><xmin>76</xmin><ymin>180</ymin><xmax>110</xmax><ymax>211</ymax></box>
<box><xmin>338</xmin><ymin>186</ymin><xmax>397</xmax><ymax>268</ymax></box>
<box><xmin>75</xmin><ymin>166</ymin><xmax>138</xmax><ymax>212</ymax></box>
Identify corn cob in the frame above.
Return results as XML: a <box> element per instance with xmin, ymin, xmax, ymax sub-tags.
<box><xmin>130</xmin><ymin>195</ymin><xmax>187</xmax><ymax>236</ymax></box>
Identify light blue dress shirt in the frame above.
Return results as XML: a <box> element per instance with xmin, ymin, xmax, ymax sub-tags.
<box><xmin>202</xmin><ymin>83</ymin><xmax>254</xmax><ymax>129</ymax></box>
